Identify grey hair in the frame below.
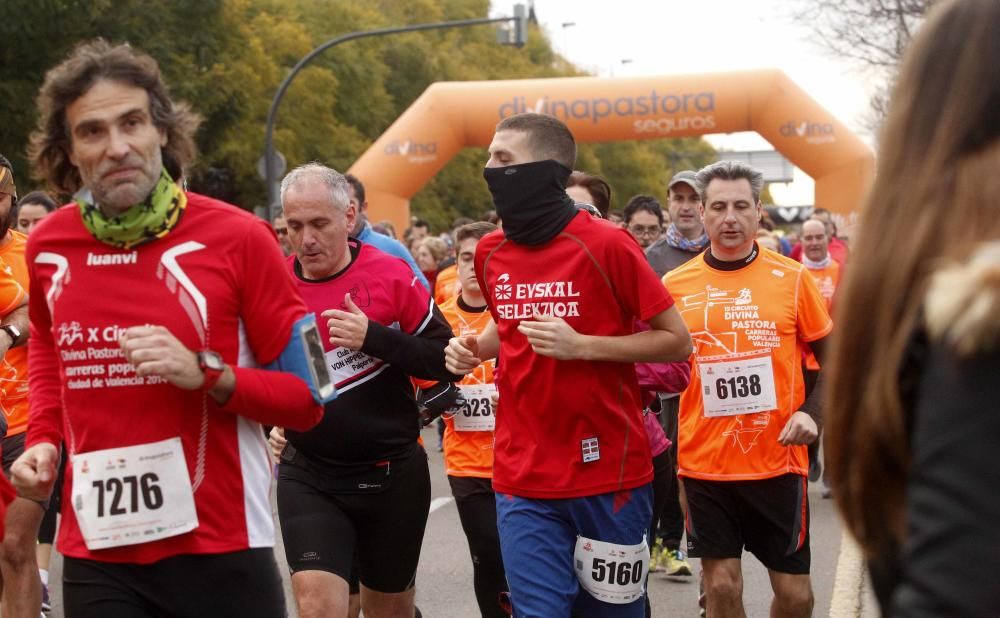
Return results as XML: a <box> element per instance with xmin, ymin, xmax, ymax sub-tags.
<box><xmin>695</xmin><ymin>160</ymin><xmax>765</xmax><ymax>204</ymax></box>
<box><xmin>280</xmin><ymin>162</ymin><xmax>351</xmax><ymax>212</ymax></box>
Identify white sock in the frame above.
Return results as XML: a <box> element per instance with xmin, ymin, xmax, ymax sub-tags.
<box><xmin>38</xmin><ymin>569</ymin><xmax>49</xmax><ymax>586</ymax></box>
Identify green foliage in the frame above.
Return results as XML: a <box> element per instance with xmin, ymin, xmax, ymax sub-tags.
<box><xmin>2</xmin><ymin>0</ymin><xmax>716</xmax><ymax>227</ymax></box>
<box><xmin>759</xmin><ymin>184</ymin><xmax>776</xmax><ymax>206</ymax></box>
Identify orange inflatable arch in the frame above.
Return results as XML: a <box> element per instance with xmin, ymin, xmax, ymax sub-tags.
<box><xmin>348</xmin><ymin>70</ymin><xmax>874</xmax><ymax>233</ymax></box>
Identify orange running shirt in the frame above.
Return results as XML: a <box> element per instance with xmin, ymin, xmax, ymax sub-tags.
<box><xmin>804</xmin><ymin>261</ymin><xmax>840</xmax><ymax>371</ymax></box>
<box><xmin>439</xmin><ymin>295</ymin><xmax>496</xmax><ymax>478</ymax></box>
<box><xmin>434</xmin><ymin>264</ymin><xmax>460</xmax><ymax>306</ymax></box>
<box><xmin>0</xmin><ymin>232</ymin><xmax>28</xmax><ymax>437</ymax></box>
<box><xmin>663</xmin><ymin>248</ymin><xmax>832</xmax><ymax>481</ymax></box>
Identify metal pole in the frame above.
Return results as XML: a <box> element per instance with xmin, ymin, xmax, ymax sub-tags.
<box><xmin>265</xmin><ymin>14</ymin><xmax>520</xmax><ymax>219</ymax></box>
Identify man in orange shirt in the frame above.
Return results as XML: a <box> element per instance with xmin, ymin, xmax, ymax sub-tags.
<box><xmin>799</xmin><ymin>218</ymin><xmax>841</xmax><ymax>308</ymax></box>
<box><xmin>0</xmin><ymin>155</ymin><xmax>41</xmax><ymax>617</ymax></box>
<box><xmin>430</xmin><ymin>221</ymin><xmax>507</xmax><ymax>617</ymax></box>
<box><xmin>663</xmin><ymin>161</ymin><xmax>831</xmax><ymax>618</ymax></box>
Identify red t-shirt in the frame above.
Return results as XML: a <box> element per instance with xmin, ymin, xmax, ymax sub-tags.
<box><xmin>475</xmin><ymin>212</ymin><xmax>674</xmax><ymax>499</ymax></box>
<box><xmin>26</xmin><ymin>193</ymin><xmax>313</xmax><ymax>564</ymax></box>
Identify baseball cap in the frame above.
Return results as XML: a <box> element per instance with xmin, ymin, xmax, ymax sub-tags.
<box><xmin>668</xmin><ymin>170</ymin><xmax>698</xmax><ymax>193</ymax></box>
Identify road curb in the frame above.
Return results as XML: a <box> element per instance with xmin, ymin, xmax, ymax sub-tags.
<box><xmin>829</xmin><ymin>530</ymin><xmax>865</xmax><ymax>617</ymax></box>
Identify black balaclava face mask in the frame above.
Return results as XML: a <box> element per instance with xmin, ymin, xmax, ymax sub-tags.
<box><xmin>482</xmin><ymin>160</ymin><xmax>579</xmax><ymax>246</ymax></box>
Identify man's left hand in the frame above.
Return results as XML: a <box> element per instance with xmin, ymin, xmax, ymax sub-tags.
<box><xmin>120</xmin><ymin>325</ymin><xmax>204</xmax><ymax>390</ymax></box>
<box><xmin>517</xmin><ymin>312</ymin><xmax>587</xmax><ymax>360</ymax></box>
<box><xmin>778</xmin><ymin>411</ymin><xmax>818</xmax><ymax>446</ymax></box>
<box><xmin>323</xmin><ymin>293</ymin><xmax>369</xmax><ymax>350</ymax></box>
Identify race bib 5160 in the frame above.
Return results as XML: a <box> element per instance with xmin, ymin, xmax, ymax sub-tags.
<box><xmin>573</xmin><ymin>535</ymin><xmax>649</xmax><ymax>604</ymax></box>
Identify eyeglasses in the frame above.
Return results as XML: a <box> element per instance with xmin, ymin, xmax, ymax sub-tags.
<box><xmin>628</xmin><ymin>225</ymin><xmax>662</xmax><ymax>237</ymax></box>
<box><xmin>274</xmin><ymin>227</ymin><xmax>288</xmax><ymax>236</ymax></box>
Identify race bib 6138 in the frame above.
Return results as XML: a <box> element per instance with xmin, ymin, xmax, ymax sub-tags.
<box><xmin>698</xmin><ymin>350</ymin><xmax>778</xmax><ymax>417</ymax></box>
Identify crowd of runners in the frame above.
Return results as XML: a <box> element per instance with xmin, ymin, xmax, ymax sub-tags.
<box><xmin>0</xmin><ymin>0</ymin><xmax>999</xmax><ymax>616</ymax></box>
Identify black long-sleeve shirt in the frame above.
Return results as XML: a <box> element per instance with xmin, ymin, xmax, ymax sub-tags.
<box><xmin>286</xmin><ymin>241</ymin><xmax>460</xmax><ymax>473</ymax></box>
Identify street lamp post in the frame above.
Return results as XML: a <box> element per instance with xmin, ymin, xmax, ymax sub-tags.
<box><xmin>560</xmin><ymin>21</ymin><xmax>575</xmax><ymax>57</ymax></box>
<box><xmin>264</xmin><ymin>5</ymin><xmax>528</xmax><ymax>219</ymax></box>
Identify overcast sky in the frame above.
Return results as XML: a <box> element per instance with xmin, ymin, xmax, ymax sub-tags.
<box><xmin>498</xmin><ymin>0</ymin><xmax>881</xmax><ymax>205</ymax></box>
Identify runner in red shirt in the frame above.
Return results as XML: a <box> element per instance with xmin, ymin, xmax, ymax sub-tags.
<box><xmin>445</xmin><ymin>113</ymin><xmax>691</xmax><ymax>618</ymax></box>
<box><xmin>11</xmin><ymin>41</ymin><xmax>323</xmax><ymax>617</ymax></box>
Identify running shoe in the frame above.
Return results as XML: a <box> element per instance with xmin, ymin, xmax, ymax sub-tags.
<box><xmin>648</xmin><ymin>540</ymin><xmax>666</xmax><ymax>572</ymax></box>
<box><xmin>663</xmin><ymin>548</ymin><xmax>693</xmax><ymax>577</ymax></box>
<box><xmin>41</xmin><ymin>583</ymin><xmax>51</xmax><ymax>613</ymax></box>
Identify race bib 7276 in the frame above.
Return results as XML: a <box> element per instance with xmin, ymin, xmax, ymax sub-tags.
<box><xmin>72</xmin><ymin>437</ymin><xmax>198</xmax><ymax>550</ymax></box>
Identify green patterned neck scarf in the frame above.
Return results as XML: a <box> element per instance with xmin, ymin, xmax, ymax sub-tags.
<box><xmin>76</xmin><ymin>168</ymin><xmax>187</xmax><ymax>250</ymax></box>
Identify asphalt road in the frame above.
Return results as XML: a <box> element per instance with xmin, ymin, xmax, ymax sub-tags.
<box><xmin>42</xmin><ymin>426</ymin><xmax>854</xmax><ymax>617</ymax></box>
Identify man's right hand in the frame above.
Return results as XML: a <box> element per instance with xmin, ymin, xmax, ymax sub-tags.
<box><xmin>11</xmin><ymin>442</ymin><xmax>59</xmax><ymax>502</ymax></box>
<box><xmin>268</xmin><ymin>427</ymin><xmax>286</xmax><ymax>463</ymax></box>
<box><xmin>444</xmin><ymin>335</ymin><xmax>481</xmax><ymax>375</ymax></box>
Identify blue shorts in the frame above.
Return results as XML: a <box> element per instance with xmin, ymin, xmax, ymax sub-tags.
<box><xmin>495</xmin><ymin>484</ymin><xmax>653</xmax><ymax>618</ymax></box>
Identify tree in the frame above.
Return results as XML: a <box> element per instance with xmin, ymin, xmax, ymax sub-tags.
<box><xmin>2</xmin><ymin>0</ymin><xmax>717</xmax><ymax>227</ymax></box>
<box><xmin>795</xmin><ymin>0</ymin><xmax>936</xmax><ymax>133</ymax></box>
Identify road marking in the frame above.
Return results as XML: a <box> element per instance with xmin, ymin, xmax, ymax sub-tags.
<box><xmin>429</xmin><ymin>497</ymin><xmax>454</xmax><ymax>514</ymax></box>
<box><xmin>829</xmin><ymin>530</ymin><xmax>866</xmax><ymax>617</ymax></box>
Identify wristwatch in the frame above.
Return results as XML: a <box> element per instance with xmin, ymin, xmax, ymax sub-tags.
<box><xmin>197</xmin><ymin>350</ymin><xmax>225</xmax><ymax>391</ymax></box>
<box><xmin>1</xmin><ymin>324</ymin><xmax>21</xmax><ymax>348</ymax></box>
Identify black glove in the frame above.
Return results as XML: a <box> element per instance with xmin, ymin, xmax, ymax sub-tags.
<box><xmin>417</xmin><ymin>382</ymin><xmax>464</xmax><ymax>427</ymax></box>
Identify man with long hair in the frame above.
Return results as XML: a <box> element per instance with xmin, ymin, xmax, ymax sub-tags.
<box><xmin>11</xmin><ymin>40</ymin><xmax>325</xmax><ymax>616</ymax></box>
